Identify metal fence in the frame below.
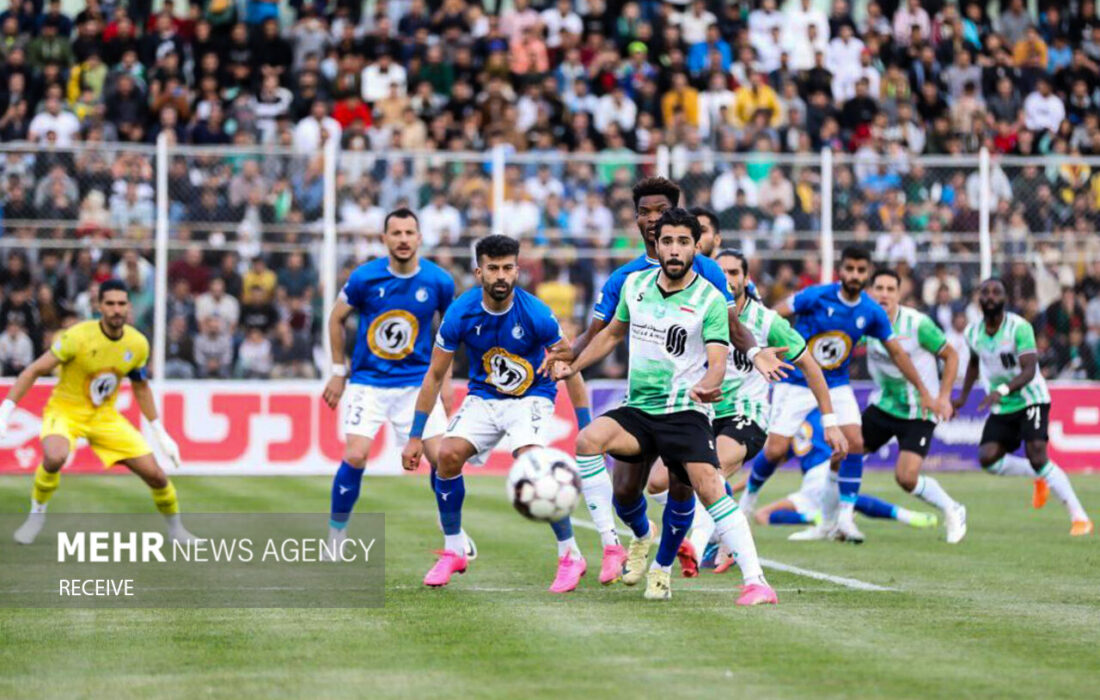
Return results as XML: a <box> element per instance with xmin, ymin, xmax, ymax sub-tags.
<box><xmin>1</xmin><ymin>138</ymin><xmax>1097</xmax><ymax>381</ymax></box>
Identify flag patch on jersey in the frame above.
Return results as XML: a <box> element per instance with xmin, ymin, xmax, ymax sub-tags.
<box><xmin>678</xmin><ymin>305</ymin><xmax>696</xmax><ymax>314</ymax></box>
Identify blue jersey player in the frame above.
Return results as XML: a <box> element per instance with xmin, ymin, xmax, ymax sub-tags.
<box><xmin>741</xmin><ymin>246</ymin><xmax>937</xmax><ymax>543</ymax></box>
<box><xmin>733</xmin><ymin>411</ymin><xmax>937</xmax><ymax>534</ymax></box>
<box><xmin>322</xmin><ymin>208</ymin><xmax>466</xmax><ymax>557</ymax></box>
<box><xmin>403</xmin><ymin>235</ymin><xmax>589</xmax><ymax>593</ymax></box>
<box><xmin>562</xmin><ymin>177</ymin><xmax>791</xmax><ymax>589</ymax></box>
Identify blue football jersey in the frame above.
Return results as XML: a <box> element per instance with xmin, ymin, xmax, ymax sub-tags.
<box><xmin>790</xmin><ymin>409</ymin><xmax>832</xmax><ymax>473</ymax></box>
<box><xmin>435</xmin><ymin>287</ymin><xmax>562</xmax><ymax>401</ymax></box>
<box><xmin>785</xmin><ymin>282</ymin><xmax>893</xmax><ymax>387</ymax></box>
<box><xmin>591</xmin><ymin>254</ymin><xmax>735</xmax><ymax>322</ymax></box>
<box><xmin>342</xmin><ymin>258</ymin><xmax>455</xmax><ymax>387</ymax></box>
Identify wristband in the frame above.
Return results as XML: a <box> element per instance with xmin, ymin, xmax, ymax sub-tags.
<box><xmin>331</xmin><ymin>364</ymin><xmax>348</xmax><ymax>378</ymax></box>
<box><xmin>574</xmin><ymin>407</ymin><xmax>592</xmax><ymax>430</ymax></box>
<box><xmin>821</xmin><ymin>413</ymin><xmax>838</xmax><ymax>428</ymax></box>
<box><xmin>996</xmin><ymin>383</ymin><xmax>1010</xmax><ymax>397</ymax></box>
<box><xmin>746</xmin><ymin>347</ymin><xmax>761</xmax><ymax>363</ymax></box>
<box><xmin>410</xmin><ymin>410</ymin><xmax>429</xmax><ymax>439</ymax></box>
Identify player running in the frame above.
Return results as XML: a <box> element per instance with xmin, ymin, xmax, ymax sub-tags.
<box><xmin>566</xmin><ymin>178</ymin><xmax>789</xmax><ymax>587</ymax></box>
<box><xmin>954</xmin><ymin>278</ymin><xmax>1092</xmax><ymax>536</ymax></box>
<box><xmin>742</xmin><ymin>247</ymin><xmax>944</xmax><ymax>544</ymax></box>
<box><xmin>322</xmin><ymin>208</ymin><xmax>479</xmax><ymax>559</ymax></box>
<box><xmin>403</xmin><ymin>235</ymin><xmax>589</xmax><ymax>592</ymax></box>
<box><xmin>674</xmin><ymin>248</ymin><xmax>846</xmax><ymax>574</ymax></box>
<box><xmin>0</xmin><ymin>280</ymin><xmax>192</xmax><ymax>544</ymax></box>
<box><xmin>864</xmin><ymin>269</ymin><xmax>967</xmax><ymax>543</ymax></box>
<box><xmin>556</xmin><ymin>209</ymin><xmax>776</xmax><ymax>605</ymax></box>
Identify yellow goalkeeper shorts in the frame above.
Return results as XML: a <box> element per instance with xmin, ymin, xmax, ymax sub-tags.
<box><xmin>41</xmin><ymin>402</ymin><xmax>153</xmax><ymax>468</ymax></box>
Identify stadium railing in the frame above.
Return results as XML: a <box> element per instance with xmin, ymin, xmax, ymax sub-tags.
<box><xmin>1</xmin><ymin>138</ymin><xmax>1096</xmax><ymax>380</ymax></box>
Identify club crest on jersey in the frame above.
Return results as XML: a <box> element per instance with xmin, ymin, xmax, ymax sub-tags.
<box><xmin>512</xmin><ymin>325</ymin><xmax>525</xmax><ymax>340</ymax></box>
<box><xmin>367</xmin><ymin>309</ymin><xmax>419</xmax><ymax>360</ymax></box>
<box><xmin>808</xmin><ymin>330</ymin><xmax>853</xmax><ymax>370</ymax></box>
<box><xmin>87</xmin><ymin>371</ymin><xmax>119</xmax><ymax>407</ymax></box>
<box><xmin>123</xmin><ymin>350</ymin><xmax>133</xmax><ymax>362</ymax></box>
<box><xmin>856</xmin><ymin>316</ymin><xmax>866</xmax><ymax>329</ymax></box>
<box><xmin>482</xmin><ymin>348</ymin><xmax>534</xmax><ymax>396</ymax></box>
<box><xmin>415</xmin><ymin>287</ymin><xmax>429</xmax><ymax>303</ymax></box>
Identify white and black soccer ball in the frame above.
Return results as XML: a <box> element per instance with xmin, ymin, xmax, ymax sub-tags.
<box><xmin>506</xmin><ymin>447</ymin><xmax>581</xmax><ymax>522</ymax></box>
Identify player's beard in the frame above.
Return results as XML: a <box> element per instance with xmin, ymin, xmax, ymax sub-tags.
<box><xmin>102</xmin><ymin>315</ymin><xmax>126</xmax><ymax>333</ymax></box>
<box><xmin>486</xmin><ymin>280</ymin><xmax>514</xmax><ymax>302</ymax></box>
<box><xmin>661</xmin><ymin>258</ymin><xmax>690</xmax><ymax>280</ymax></box>
<box><xmin>981</xmin><ymin>300</ymin><xmax>1005</xmax><ymax>320</ymax></box>
<box><xmin>841</xmin><ymin>276</ymin><xmax>864</xmax><ymax>298</ymax></box>
<box><xmin>390</xmin><ymin>245</ymin><xmax>416</xmax><ymax>263</ymax></box>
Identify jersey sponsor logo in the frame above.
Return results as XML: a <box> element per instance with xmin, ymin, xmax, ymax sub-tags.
<box><xmin>367</xmin><ymin>309</ymin><xmax>419</xmax><ymax>360</ymax></box>
<box><xmin>808</xmin><ymin>331</ymin><xmax>853</xmax><ymax>370</ymax></box>
<box><xmin>665</xmin><ymin>325</ymin><xmax>688</xmax><ymax>357</ymax></box>
<box><xmin>728</xmin><ymin>348</ymin><xmax>753</xmax><ymax>373</ymax></box>
<box><xmin>482</xmin><ymin>348</ymin><xmax>534</xmax><ymax>396</ymax></box>
<box><xmin>86</xmin><ymin>371</ymin><xmax>119</xmax><ymax>407</ymax></box>
<box><xmin>415</xmin><ymin>287</ymin><xmax>429</xmax><ymax>303</ymax></box>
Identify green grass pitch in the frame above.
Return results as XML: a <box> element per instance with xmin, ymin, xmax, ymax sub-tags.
<box><xmin>1</xmin><ymin>471</ymin><xmax>1098</xmax><ymax>698</ymax></box>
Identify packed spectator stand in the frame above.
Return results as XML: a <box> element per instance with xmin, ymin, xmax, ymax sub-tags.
<box><xmin>0</xmin><ymin>0</ymin><xmax>1097</xmax><ymax>380</ymax></box>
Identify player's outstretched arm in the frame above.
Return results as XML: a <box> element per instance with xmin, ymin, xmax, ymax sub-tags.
<box><xmin>562</xmin><ymin>372</ymin><xmax>592</xmax><ymax>429</ymax></box>
<box><xmin>322</xmin><ymin>297</ymin><xmax>355</xmax><ymax>410</ymax></box>
<box><xmin>885</xmin><ymin>338</ymin><xmax>941</xmax><ymax>419</ymax></box>
<box><xmin>936</xmin><ymin>343</ymin><xmax>960</xmax><ymax>421</ymax></box>
<box><xmin>953</xmin><ymin>350</ymin><xmax>980</xmax><ymax>411</ymax></box>
<box><xmin>570</xmin><ymin>317</ymin><xmax>607</xmax><ymax>358</ymax></box>
<box><xmin>402</xmin><ymin>347</ymin><xmax>454</xmax><ymax>471</ymax></box>
<box><xmin>0</xmin><ymin>351</ymin><xmax>60</xmax><ymax>436</ymax></box>
<box><xmin>728</xmin><ymin>306</ymin><xmax>791</xmax><ymax>382</ymax></box>
<box><xmin>132</xmin><ymin>379</ymin><xmax>181</xmax><ymax>469</ymax></box>
<box><xmin>795</xmin><ymin>354</ymin><xmax>848</xmax><ymax>456</ymax></box>
<box><xmin>555</xmin><ymin>320</ymin><xmax>626</xmax><ymax>380</ymax></box>
<box><xmin>690</xmin><ymin>342</ymin><xmax>729</xmax><ymax>403</ymax></box>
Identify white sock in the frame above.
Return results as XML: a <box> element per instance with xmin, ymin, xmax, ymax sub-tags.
<box><xmin>30</xmin><ymin>498</ymin><xmax>47</xmax><ymax>514</ymax></box>
<box><xmin>444</xmin><ymin>532</ymin><xmax>466</xmax><ymax>555</ymax></box>
<box><xmin>1039</xmin><ymin>462</ymin><xmax>1089</xmax><ymax>521</ymax></box>
<box><xmin>557</xmin><ymin>536</ymin><xmax>579</xmax><ymax>557</ymax></box>
<box><xmin>649</xmin><ymin>560</ymin><xmax>672</xmax><ymax>574</ymax></box>
<box><xmin>707</xmin><ymin>496</ymin><xmax>764</xmax><ymax>583</ymax></box>
<box><xmin>893</xmin><ymin>506</ymin><xmax>915</xmax><ymax>525</ymax></box>
<box><xmin>576</xmin><ymin>455</ymin><xmax>620</xmax><ymax>547</ymax></box>
<box><xmin>821</xmin><ymin>471</ymin><xmax>840</xmax><ymax>526</ymax></box>
<box><xmin>650</xmin><ymin>489</ymin><xmax>668</xmax><ymax>507</ymax></box>
<box><xmin>687</xmin><ymin>506</ymin><xmax>716</xmax><ymax>563</ymax></box>
<box><xmin>328</xmin><ymin>526</ymin><xmax>347</xmax><ymax>542</ymax></box>
<box><xmin>988</xmin><ymin>454</ymin><xmax>1034</xmax><ymax>477</ymax></box>
<box><xmin>739</xmin><ymin>489</ymin><xmax>758</xmax><ymax>514</ymax></box>
<box><xmin>911</xmin><ymin>475</ymin><xmax>958</xmax><ymax>512</ymax></box>
<box><xmin>164</xmin><ymin>513</ymin><xmax>183</xmax><ymax>534</ymax></box>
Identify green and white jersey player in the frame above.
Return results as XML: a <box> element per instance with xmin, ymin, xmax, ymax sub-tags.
<box><xmin>863</xmin><ymin>269</ymin><xmax>967</xmax><ymax>544</ymax></box>
<box><xmin>953</xmin><ymin>278</ymin><xmax>1092</xmax><ymax>537</ymax></box>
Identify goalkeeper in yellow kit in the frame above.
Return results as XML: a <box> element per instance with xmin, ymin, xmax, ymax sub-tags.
<box><xmin>0</xmin><ymin>279</ymin><xmax>194</xmax><ymax>544</ymax></box>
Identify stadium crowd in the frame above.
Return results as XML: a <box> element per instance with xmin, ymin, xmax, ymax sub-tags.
<box><xmin>0</xmin><ymin>0</ymin><xmax>1098</xmax><ymax>379</ymax></box>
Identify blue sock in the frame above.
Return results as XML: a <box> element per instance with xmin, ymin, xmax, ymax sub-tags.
<box><xmin>612</xmin><ymin>494</ymin><xmax>650</xmax><ymax>538</ymax></box>
<box><xmin>725</xmin><ymin>481</ymin><xmax>734</xmax><ymax>497</ymax></box>
<box><xmin>748</xmin><ymin>453</ymin><xmax>779</xmax><ymax>493</ymax></box>
<box><xmin>550</xmin><ymin>517</ymin><xmax>574</xmax><ymax>541</ymax></box>
<box><xmin>655</xmin><ymin>495</ymin><xmax>695</xmax><ymax>567</ymax></box>
<box><xmin>769</xmin><ymin>510</ymin><xmax>812</xmax><ymax>525</ymax></box>
<box><xmin>575</xmin><ymin>407</ymin><xmax>592</xmax><ymax>429</ymax></box>
<box><xmin>435</xmin><ymin>474</ymin><xmax>465</xmax><ymax>535</ymax></box>
<box><xmin>856</xmin><ymin>495</ymin><xmax>897</xmax><ymax>520</ymax></box>
<box><xmin>429</xmin><ymin>466</ymin><xmax>437</xmax><ymax>492</ymax></box>
<box><xmin>838</xmin><ymin>453</ymin><xmax>863</xmax><ymax>505</ymax></box>
<box><xmin>329</xmin><ymin>461</ymin><xmax>364</xmax><ymax>529</ymax></box>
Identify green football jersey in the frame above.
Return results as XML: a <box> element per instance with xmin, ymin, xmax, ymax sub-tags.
<box><xmin>866</xmin><ymin>306</ymin><xmax>945</xmax><ymax>421</ymax></box>
<box><xmin>715</xmin><ymin>296</ymin><xmax>807</xmax><ymax>427</ymax></box>
<box><xmin>614</xmin><ymin>268</ymin><xmax>730</xmax><ymax>417</ymax></box>
<box><xmin>964</xmin><ymin>312</ymin><xmax>1050</xmax><ymax>415</ymax></box>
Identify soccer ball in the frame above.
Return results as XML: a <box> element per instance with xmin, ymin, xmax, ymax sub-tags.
<box><xmin>507</xmin><ymin>448</ymin><xmax>582</xmax><ymax>522</ymax></box>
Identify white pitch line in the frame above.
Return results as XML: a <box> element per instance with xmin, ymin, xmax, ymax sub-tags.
<box><xmin>571</xmin><ymin>519</ymin><xmax>899</xmax><ymax>592</ymax></box>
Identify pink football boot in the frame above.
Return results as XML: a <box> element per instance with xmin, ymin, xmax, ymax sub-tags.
<box><xmin>599</xmin><ymin>544</ymin><xmax>628</xmax><ymax>585</ymax></box>
<box><xmin>736</xmin><ymin>583</ymin><xmax>778</xmax><ymax>606</ymax></box>
<box><xmin>423</xmin><ymin>550</ymin><xmax>468</xmax><ymax>587</ymax></box>
<box><xmin>549</xmin><ymin>552</ymin><xmax>588</xmax><ymax>593</ymax></box>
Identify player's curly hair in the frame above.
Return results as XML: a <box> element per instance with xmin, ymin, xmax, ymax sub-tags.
<box><xmin>475</xmin><ymin>234</ymin><xmax>520</xmax><ymax>264</ymax></box>
<box><xmin>653</xmin><ymin>207</ymin><xmax>702</xmax><ymax>242</ymax></box>
<box><xmin>632</xmin><ymin>177</ymin><xmax>680</xmax><ymax>210</ymax></box>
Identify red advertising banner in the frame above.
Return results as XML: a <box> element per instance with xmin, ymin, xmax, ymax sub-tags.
<box><xmin>0</xmin><ymin>380</ymin><xmax>1095</xmax><ymax>475</ymax></box>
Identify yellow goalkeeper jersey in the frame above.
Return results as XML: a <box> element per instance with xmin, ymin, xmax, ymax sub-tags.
<box><xmin>48</xmin><ymin>320</ymin><xmax>150</xmax><ymax>413</ymax></box>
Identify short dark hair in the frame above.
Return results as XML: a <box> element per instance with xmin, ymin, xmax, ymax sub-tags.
<box><xmin>632</xmin><ymin>176</ymin><xmax>680</xmax><ymax>210</ymax></box>
<box><xmin>871</xmin><ymin>268</ymin><xmax>900</xmax><ymax>285</ymax></box>
<box><xmin>716</xmin><ymin>247</ymin><xmax>747</xmax><ymax>272</ymax></box>
<box><xmin>654</xmin><ymin>207</ymin><xmax>702</xmax><ymax>242</ymax></box>
<box><xmin>980</xmin><ymin>277</ymin><xmax>1006</xmax><ymax>291</ymax></box>
<box><xmin>384</xmin><ymin>207</ymin><xmax>419</xmax><ymax>231</ymax></box>
<box><xmin>475</xmin><ymin>234</ymin><xmax>520</xmax><ymax>264</ymax></box>
<box><xmin>98</xmin><ymin>279</ymin><xmax>129</xmax><ymax>300</ymax></box>
<box><xmin>689</xmin><ymin>206</ymin><xmax>719</xmax><ymax>234</ymax></box>
<box><xmin>840</xmin><ymin>246</ymin><xmax>872</xmax><ymax>264</ymax></box>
